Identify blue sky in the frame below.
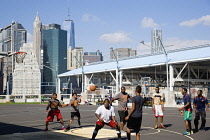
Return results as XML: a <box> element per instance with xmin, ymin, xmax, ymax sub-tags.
<box><xmin>1</xmin><ymin>0</ymin><xmax>210</xmax><ymax>59</ymax></box>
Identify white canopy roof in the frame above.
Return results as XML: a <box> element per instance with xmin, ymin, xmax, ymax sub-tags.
<box><xmin>58</xmin><ymin>44</ymin><xmax>210</xmax><ymax>78</ymax></box>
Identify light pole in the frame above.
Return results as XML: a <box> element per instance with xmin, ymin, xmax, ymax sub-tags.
<box><xmin>110</xmin><ymin>47</ymin><xmax>119</xmax><ymax>95</ymax></box>
<box><xmin>74</xmin><ymin>56</ymin><xmax>84</xmax><ymax>93</ymax></box>
<box><xmin>140</xmin><ymin>39</ymin><xmax>169</xmax><ymax>104</ymax></box>
<box><xmin>42</xmin><ymin>63</ymin><xmax>58</xmax><ymax>93</ymax></box>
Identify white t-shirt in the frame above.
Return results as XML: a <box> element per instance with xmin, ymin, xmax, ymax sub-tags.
<box><xmin>95</xmin><ymin>105</ymin><xmax>115</xmax><ymax>123</ymax></box>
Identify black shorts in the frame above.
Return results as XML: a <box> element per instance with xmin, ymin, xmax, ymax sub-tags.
<box><xmin>71</xmin><ymin>112</ymin><xmax>80</xmax><ymax>118</ymax></box>
<box><xmin>118</xmin><ymin>110</ymin><xmax>128</xmax><ymax>122</ymax></box>
<box><xmin>127</xmin><ymin>117</ymin><xmax>142</xmax><ymax>132</ymax></box>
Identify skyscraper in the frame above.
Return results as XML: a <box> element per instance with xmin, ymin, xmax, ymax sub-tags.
<box><xmin>42</xmin><ymin>24</ymin><xmax>67</xmax><ymax>94</ymax></box>
<box><xmin>0</xmin><ymin>22</ymin><xmax>27</xmax><ymax>94</ymax></box>
<box><xmin>33</xmin><ymin>12</ymin><xmax>42</xmax><ymax>66</ymax></box>
<box><xmin>151</xmin><ymin>29</ymin><xmax>162</xmax><ymax>54</ymax></box>
<box><xmin>63</xmin><ymin>0</ymin><xmax>76</xmax><ymax>70</ymax></box>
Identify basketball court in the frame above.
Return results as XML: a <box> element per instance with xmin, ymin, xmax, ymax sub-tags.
<box><xmin>0</xmin><ymin>104</ymin><xmax>209</xmax><ymax>140</ymax></box>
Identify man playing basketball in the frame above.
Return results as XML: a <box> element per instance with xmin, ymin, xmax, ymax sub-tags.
<box><xmin>44</xmin><ymin>93</ymin><xmax>69</xmax><ymax>131</ymax></box>
<box><xmin>66</xmin><ymin>93</ymin><xmax>82</xmax><ymax>130</ymax></box>
<box><xmin>111</xmin><ymin>87</ymin><xmax>132</xmax><ymax>135</ymax></box>
<box><xmin>91</xmin><ymin>99</ymin><xmax>121</xmax><ymax>140</ymax></box>
<box><xmin>152</xmin><ymin>86</ymin><xmax>166</xmax><ymax>129</ymax></box>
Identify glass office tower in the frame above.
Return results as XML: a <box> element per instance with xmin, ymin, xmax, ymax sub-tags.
<box><xmin>42</xmin><ymin>24</ymin><xmax>67</xmax><ymax>94</ymax></box>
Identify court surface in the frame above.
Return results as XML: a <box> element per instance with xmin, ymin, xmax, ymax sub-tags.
<box><xmin>0</xmin><ymin>104</ymin><xmax>209</xmax><ymax>140</ymax></box>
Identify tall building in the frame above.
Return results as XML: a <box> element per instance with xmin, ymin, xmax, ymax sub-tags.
<box><xmin>12</xmin><ymin>43</ymin><xmax>41</xmax><ymax>96</ymax></box>
<box><xmin>68</xmin><ymin>47</ymin><xmax>83</xmax><ymax>70</ymax></box>
<box><xmin>110</xmin><ymin>48</ymin><xmax>137</xmax><ymax>59</ymax></box>
<box><xmin>151</xmin><ymin>29</ymin><xmax>162</xmax><ymax>54</ymax></box>
<box><xmin>42</xmin><ymin>24</ymin><xmax>67</xmax><ymax>94</ymax></box>
<box><xmin>63</xmin><ymin>1</ymin><xmax>76</xmax><ymax>70</ymax></box>
<box><xmin>0</xmin><ymin>22</ymin><xmax>27</xmax><ymax>95</ymax></box>
<box><xmin>63</xmin><ymin>20</ymin><xmax>75</xmax><ymax>50</ymax></box>
<box><xmin>33</xmin><ymin>12</ymin><xmax>42</xmax><ymax>66</ymax></box>
<box><xmin>83</xmin><ymin>51</ymin><xmax>103</xmax><ymax>64</ymax></box>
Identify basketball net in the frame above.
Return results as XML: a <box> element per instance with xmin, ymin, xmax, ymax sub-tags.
<box><xmin>15</xmin><ymin>52</ymin><xmax>27</xmax><ymax>63</ymax></box>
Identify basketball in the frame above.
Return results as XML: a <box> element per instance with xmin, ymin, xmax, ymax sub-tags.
<box><xmin>90</xmin><ymin>85</ymin><xmax>96</xmax><ymax>91</ymax></box>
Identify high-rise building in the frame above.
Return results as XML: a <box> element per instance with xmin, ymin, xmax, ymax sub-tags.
<box><xmin>63</xmin><ymin>3</ymin><xmax>76</xmax><ymax>70</ymax></box>
<box><xmin>68</xmin><ymin>47</ymin><xmax>83</xmax><ymax>70</ymax></box>
<box><xmin>63</xmin><ymin>20</ymin><xmax>75</xmax><ymax>50</ymax></box>
<box><xmin>151</xmin><ymin>29</ymin><xmax>162</xmax><ymax>54</ymax></box>
<box><xmin>110</xmin><ymin>48</ymin><xmax>137</xmax><ymax>60</ymax></box>
<box><xmin>83</xmin><ymin>51</ymin><xmax>103</xmax><ymax>64</ymax></box>
<box><xmin>33</xmin><ymin>12</ymin><xmax>42</xmax><ymax>66</ymax></box>
<box><xmin>0</xmin><ymin>22</ymin><xmax>27</xmax><ymax>94</ymax></box>
<box><xmin>12</xmin><ymin>43</ymin><xmax>41</xmax><ymax>96</ymax></box>
<box><xmin>42</xmin><ymin>24</ymin><xmax>67</xmax><ymax>93</ymax></box>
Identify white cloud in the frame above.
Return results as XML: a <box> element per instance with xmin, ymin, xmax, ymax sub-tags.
<box><xmin>99</xmin><ymin>32</ymin><xmax>132</xmax><ymax>43</ymax></box>
<box><xmin>141</xmin><ymin>17</ymin><xmax>158</xmax><ymax>28</ymax></box>
<box><xmin>82</xmin><ymin>14</ymin><xmax>101</xmax><ymax>22</ymax></box>
<box><xmin>179</xmin><ymin>15</ymin><xmax>210</xmax><ymax>27</ymax></box>
<box><xmin>137</xmin><ymin>38</ymin><xmax>210</xmax><ymax>54</ymax></box>
<box><xmin>27</xmin><ymin>32</ymin><xmax>33</xmax><ymax>44</ymax></box>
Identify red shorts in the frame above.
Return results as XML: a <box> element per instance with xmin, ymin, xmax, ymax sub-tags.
<box><xmin>46</xmin><ymin>109</ymin><xmax>62</xmax><ymax>122</ymax></box>
<box><xmin>96</xmin><ymin>120</ymin><xmax>118</xmax><ymax>128</ymax></box>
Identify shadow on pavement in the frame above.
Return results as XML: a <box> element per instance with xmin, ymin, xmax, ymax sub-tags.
<box><xmin>0</xmin><ymin>122</ymin><xmax>42</xmax><ymax>135</ymax></box>
<box><xmin>164</xmin><ymin>124</ymin><xmax>172</xmax><ymax>128</ymax></box>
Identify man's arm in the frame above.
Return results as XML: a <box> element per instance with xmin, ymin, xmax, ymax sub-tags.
<box><xmin>179</xmin><ymin>102</ymin><xmax>190</xmax><ymax>111</ymax></box>
<box><xmin>112</xmin><ymin>116</ymin><xmax>116</xmax><ymax>122</ymax></box>
<box><xmin>61</xmin><ymin>104</ymin><xmax>69</xmax><ymax>107</ymax></box>
<box><xmin>161</xmin><ymin>95</ymin><xmax>164</xmax><ymax>111</ymax></box>
<box><xmin>206</xmin><ymin>99</ymin><xmax>209</xmax><ymax>111</ymax></box>
<box><xmin>46</xmin><ymin>101</ymin><xmax>50</xmax><ymax>112</ymax></box>
<box><xmin>152</xmin><ymin>98</ymin><xmax>155</xmax><ymax>111</ymax></box>
<box><xmin>193</xmin><ymin>98</ymin><xmax>198</xmax><ymax>113</ymax></box>
<box><xmin>125</xmin><ymin>102</ymin><xmax>135</xmax><ymax>120</ymax></box>
<box><xmin>78</xmin><ymin>96</ymin><xmax>82</xmax><ymax>103</ymax></box>
<box><xmin>95</xmin><ymin>113</ymin><xmax>103</xmax><ymax>122</ymax></box>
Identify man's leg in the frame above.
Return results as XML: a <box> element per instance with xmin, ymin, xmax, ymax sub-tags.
<box><xmin>59</xmin><ymin>118</ymin><xmax>66</xmax><ymax>130</ymax></box>
<box><xmin>200</xmin><ymin>111</ymin><xmax>206</xmax><ymax>130</ymax></box>
<box><xmin>159</xmin><ymin>117</ymin><xmax>166</xmax><ymax>128</ymax></box>
<box><xmin>67</xmin><ymin>117</ymin><xmax>74</xmax><ymax>128</ymax></box>
<box><xmin>110</xmin><ymin>120</ymin><xmax>121</xmax><ymax>140</ymax></box>
<box><xmin>136</xmin><ymin>131</ymin><xmax>140</xmax><ymax>140</ymax></box>
<box><xmin>78</xmin><ymin>117</ymin><xmax>81</xmax><ymax>126</ymax></box>
<box><xmin>155</xmin><ymin>117</ymin><xmax>158</xmax><ymax>128</ymax></box>
<box><xmin>77</xmin><ymin>112</ymin><xmax>81</xmax><ymax>126</ymax></box>
<box><xmin>188</xmin><ymin>120</ymin><xmax>192</xmax><ymax>132</ymax></box>
<box><xmin>126</xmin><ymin>127</ymin><xmax>131</xmax><ymax>140</ymax></box>
<box><xmin>185</xmin><ymin>120</ymin><xmax>189</xmax><ymax>129</ymax></box>
<box><xmin>194</xmin><ymin>112</ymin><xmax>200</xmax><ymax>130</ymax></box>
<box><xmin>44</xmin><ymin>121</ymin><xmax>49</xmax><ymax>130</ymax></box>
<box><xmin>91</xmin><ymin>123</ymin><xmax>103</xmax><ymax>140</ymax></box>
<box><xmin>115</xmin><ymin>123</ymin><xmax>121</xmax><ymax>139</ymax></box>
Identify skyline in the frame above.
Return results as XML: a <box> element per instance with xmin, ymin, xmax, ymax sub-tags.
<box><xmin>1</xmin><ymin>0</ymin><xmax>210</xmax><ymax>60</ymax></box>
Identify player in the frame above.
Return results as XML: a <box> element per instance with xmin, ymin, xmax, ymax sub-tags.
<box><xmin>91</xmin><ymin>99</ymin><xmax>121</xmax><ymax>140</ymax></box>
<box><xmin>44</xmin><ymin>93</ymin><xmax>69</xmax><ymax>131</ymax></box>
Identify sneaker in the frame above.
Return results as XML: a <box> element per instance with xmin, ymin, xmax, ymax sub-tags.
<box><xmin>159</xmin><ymin>124</ymin><xmax>166</xmax><ymax>129</ymax></box>
<box><xmin>191</xmin><ymin>131</ymin><xmax>193</xmax><ymax>134</ymax></box>
<box><xmin>120</xmin><ymin>130</ymin><xmax>126</xmax><ymax>136</ymax></box>
<box><xmin>154</xmin><ymin>125</ymin><xmax>158</xmax><ymax>129</ymax></box>
<box><xmin>43</xmin><ymin>128</ymin><xmax>48</xmax><ymax>132</ymax></box>
<box><xmin>62</xmin><ymin>126</ymin><xmax>67</xmax><ymax>132</ymax></box>
<box><xmin>66</xmin><ymin>126</ymin><xmax>70</xmax><ymax>130</ymax></box>
<box><xmin>183</xmin><ymin>131</ymin><xmax>190</xmax><ymax>135</ymax></box>
<box><xmin>199</xmin><ymin>127</ymin><xmax>204</xmax><ymax>131</ymax></box>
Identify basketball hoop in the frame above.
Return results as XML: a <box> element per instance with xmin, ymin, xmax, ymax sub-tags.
<box><xmin>141</xmin><ymin>77</ymin><xmax>151</xmax><ymax>86</ymax></box>
<box><xmin>15</xmin><ymin>52</ymin><xmax>27</xmax><ymax>63</ymax></box>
